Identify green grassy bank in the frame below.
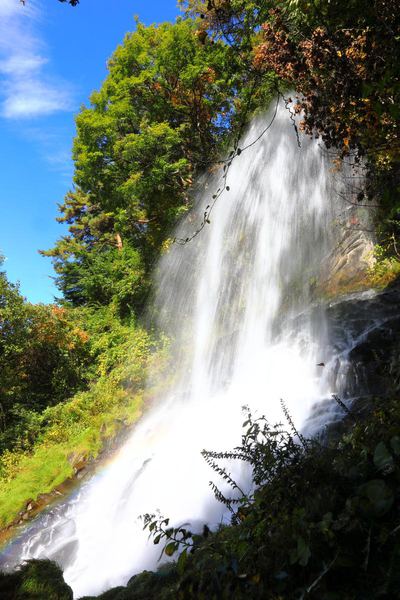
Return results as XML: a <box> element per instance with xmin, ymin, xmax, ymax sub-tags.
<box><xmin>0</xmin><ymin>321</ymin><xmax>167</xmax><ymax>532</ymax></box>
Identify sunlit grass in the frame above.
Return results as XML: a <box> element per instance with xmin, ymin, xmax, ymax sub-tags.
<box><xmin>0</xmin><ymin>381</ymin><xmax>144</xmax><ymax>529</ymax></box>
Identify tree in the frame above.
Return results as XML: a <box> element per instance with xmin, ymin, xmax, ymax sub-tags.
<box><xmin>182</xmin><ymin>1</ymin><xmax>400</xmax><ymax>245</ymax></box>
<box><xmin>43</xmin><ymin>19</ymin><xmax>243</xmax><ymax>315</ymax></box>
<box><xmin>182</xmin><ymin>1</ymin><xmax>399</xmax><ymax>164</ymax></box>
<box><xmin>0</xmin><ymin>257</ymin><xmax>91</xmax><ymax>448</ymax></box>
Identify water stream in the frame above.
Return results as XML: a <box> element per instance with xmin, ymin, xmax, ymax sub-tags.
<box><xmin>1</xmin><ymin>102</ymin><xmax>350</xmax><ymax>597</ymax></box>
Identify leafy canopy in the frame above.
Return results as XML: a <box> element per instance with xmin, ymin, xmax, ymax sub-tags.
<box><xmin>43</xmin><ymin>19</ymin><xmax>242</xmax><ymax>315</ymax></box>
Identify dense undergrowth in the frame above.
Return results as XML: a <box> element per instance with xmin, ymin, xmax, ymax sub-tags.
<box><xmin>2</xmin><ymin>395</ymin><xmax>400</xmax><ymax>599</ymax></box>
<box><xmin>0</xmin><ymin>283</ymin><xmax>168</xmax><ymax>528</ymax></box>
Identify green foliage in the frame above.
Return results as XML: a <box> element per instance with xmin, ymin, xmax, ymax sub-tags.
<box><xmin>0</xmin><ymin>316</ymin><xmax>162</xmax><ymax>528</ymax></box>
<box><xmin>4</xmin><ymin>6</ymin><xmax>400</xmax><ymax>598</ymax></box>
<box><xmin>0</xmin><ymin>249</ymin><xmax>169</xmax><ymax>528</ymax></box>
<box><xmin>52</xmin><ymin>244</ymin><xmax>147</xmax><ymax>317</ymax></box>
<box><xmin>137</xmin><ymin>399</ymin><xmax>400</xmax><ymax>599</ymax></box>
<box><xmin>43</xmin><ymin>18</ymin><xmax>246</xmax><ymax>313</ymax></box>
<box><xmin>0</xmin><ymin>560</ymin><xmax>73</xmax><ymax>600</ymax></box>
<box><xmin>10</xmin><ymin>398</ymin><xmax>400</xmax><ymax>599</ymax></box>
<box><xmin>367</xmin><ymin>242</ymin><xmax>400</xmax><ymax>288</ymax></box>
<box><xmin>186</xmin><ymin>0</ymin><xmax>400</xmax><ymax>256</ymax></box>
<box><xmin>0</xmin><ymin>263</ymin><xmax>92</xmax><ymax>451</ymax></box>
<box><xmin>0</xmin><ymin>12</ymin><xmax>278</xmax><ymax>520</ymax></box>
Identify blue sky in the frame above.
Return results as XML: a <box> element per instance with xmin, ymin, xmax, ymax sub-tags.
<box><xmin>0</xmin><ymin>0</ymin><xmax>180</xmax><ymax>303</ymax></box>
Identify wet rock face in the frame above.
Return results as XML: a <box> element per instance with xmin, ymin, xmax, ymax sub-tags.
<box><xmin>319</xmin><ymin>227</ymin><xmax>376</xmax><ymax>297</ymax></box>
<box><xmin>347</xmin><ymin>316</ymin><xmax>400</xmax><ymax>395</ymax></box>
<box><xmin>329</xmin><ymin>228</ymin><xmax>374</xmax><ymax>280</ymax></box>
<box><xmin>325</xmin><ymin>283</ymin><xmax>400</xmax><ymax>398</ymax></box>
<box><xmin>300</xmin><ymin>282</ymin><xmax>400</xmax><ymax>437</ymax></box>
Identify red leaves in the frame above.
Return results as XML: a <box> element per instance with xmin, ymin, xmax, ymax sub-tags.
<box><xmin>252</xmin><ymin>5</ymin><xmax>399</xmax><ymax>161</ymax></box>
<box><xmin>254</xmin><ymin>23</ymin><xmax>300</xmax><ymax>81</ymax></box>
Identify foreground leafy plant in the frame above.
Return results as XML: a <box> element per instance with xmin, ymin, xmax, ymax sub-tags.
<box><xmin>140</xmin><ymin>398</ymin><xmax>400</xmax><ymax>599</ymax></box>
<box><xmin>2</xmin><ymin>395</ymin><xmax>400</xmax><ymax>599</ymax></box>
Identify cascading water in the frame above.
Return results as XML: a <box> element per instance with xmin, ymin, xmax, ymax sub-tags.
<box><xmin>1</xmin><ymin>101</ymin><xmax>348</xmax><ymax>597</ymax></box>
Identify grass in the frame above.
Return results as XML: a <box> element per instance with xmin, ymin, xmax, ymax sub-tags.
<box><xmin>0</xmin><ymin>323</ymin><xmax>166</xmax><ymax>531</ymax></box>
<box><xmin>367</xmin><ymin>255</ymin><xmax>400</xmax><ymax>289</ymax></box>
<box><xmin>0</xmin><ymin>383</ymin><xmax>144</xmax><ymax>529</ymax></box>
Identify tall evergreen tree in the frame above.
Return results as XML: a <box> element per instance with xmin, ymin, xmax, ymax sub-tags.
<box><xmin>43</xmin><ymin>19</ymin><xmax>240</xmax><ymax>315</ymax></box>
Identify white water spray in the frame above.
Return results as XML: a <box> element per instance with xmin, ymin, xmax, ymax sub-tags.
<box><xmin>2</xmin><ymin>102</ymin><xmax>344</xmax><ymax>597</ymax></box>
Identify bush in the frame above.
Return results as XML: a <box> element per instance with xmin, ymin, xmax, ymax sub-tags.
<box><xmin>0</xmin><ymin>560</ymin><xmax>73</xmax><ymax>600</ymax></box>
<box><xmin>140</xmin><ymin>398</ymin><xmax>400</xmax><ymax>599</ymax></box>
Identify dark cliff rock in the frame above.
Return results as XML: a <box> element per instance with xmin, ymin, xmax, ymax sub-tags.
<box><xmin>325</xmin><ymin>281</ymin><xmax>400</xmax><ymax>397</ymax></box>
<box><xmin>303</xmin><ymin>280</ymin><xmax>400</xmax><ymax>436</ymax></box>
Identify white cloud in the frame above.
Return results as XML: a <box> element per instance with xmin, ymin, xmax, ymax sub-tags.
<box><xmin>24</xmin><ymin>125</ymin><xmax>74</xmax><ymax>179</ymax></box>
<box><xmin>0</xmin><ymin>0</ymin><xmax>34</xmax><ymax>19</ymax></box>
<box><xmin>0</xmin><ymin>54</ymin><xmax>47</xmax><ymax>75</ymax></box>
<box><xmin>0</xmin><ymin>0</ymin><xmax>74</xmax><ymax>119</ymax></box>
<box><xmin>2</xmin><ymin>76</ymin><xmax>73</xmax><ymax>118</ymax></box>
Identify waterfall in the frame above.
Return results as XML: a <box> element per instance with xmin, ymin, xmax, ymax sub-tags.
<box><xmin>1</xmin><ymin>101</ymin><xmax>346</xmax><ymax>597</ymax></box>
